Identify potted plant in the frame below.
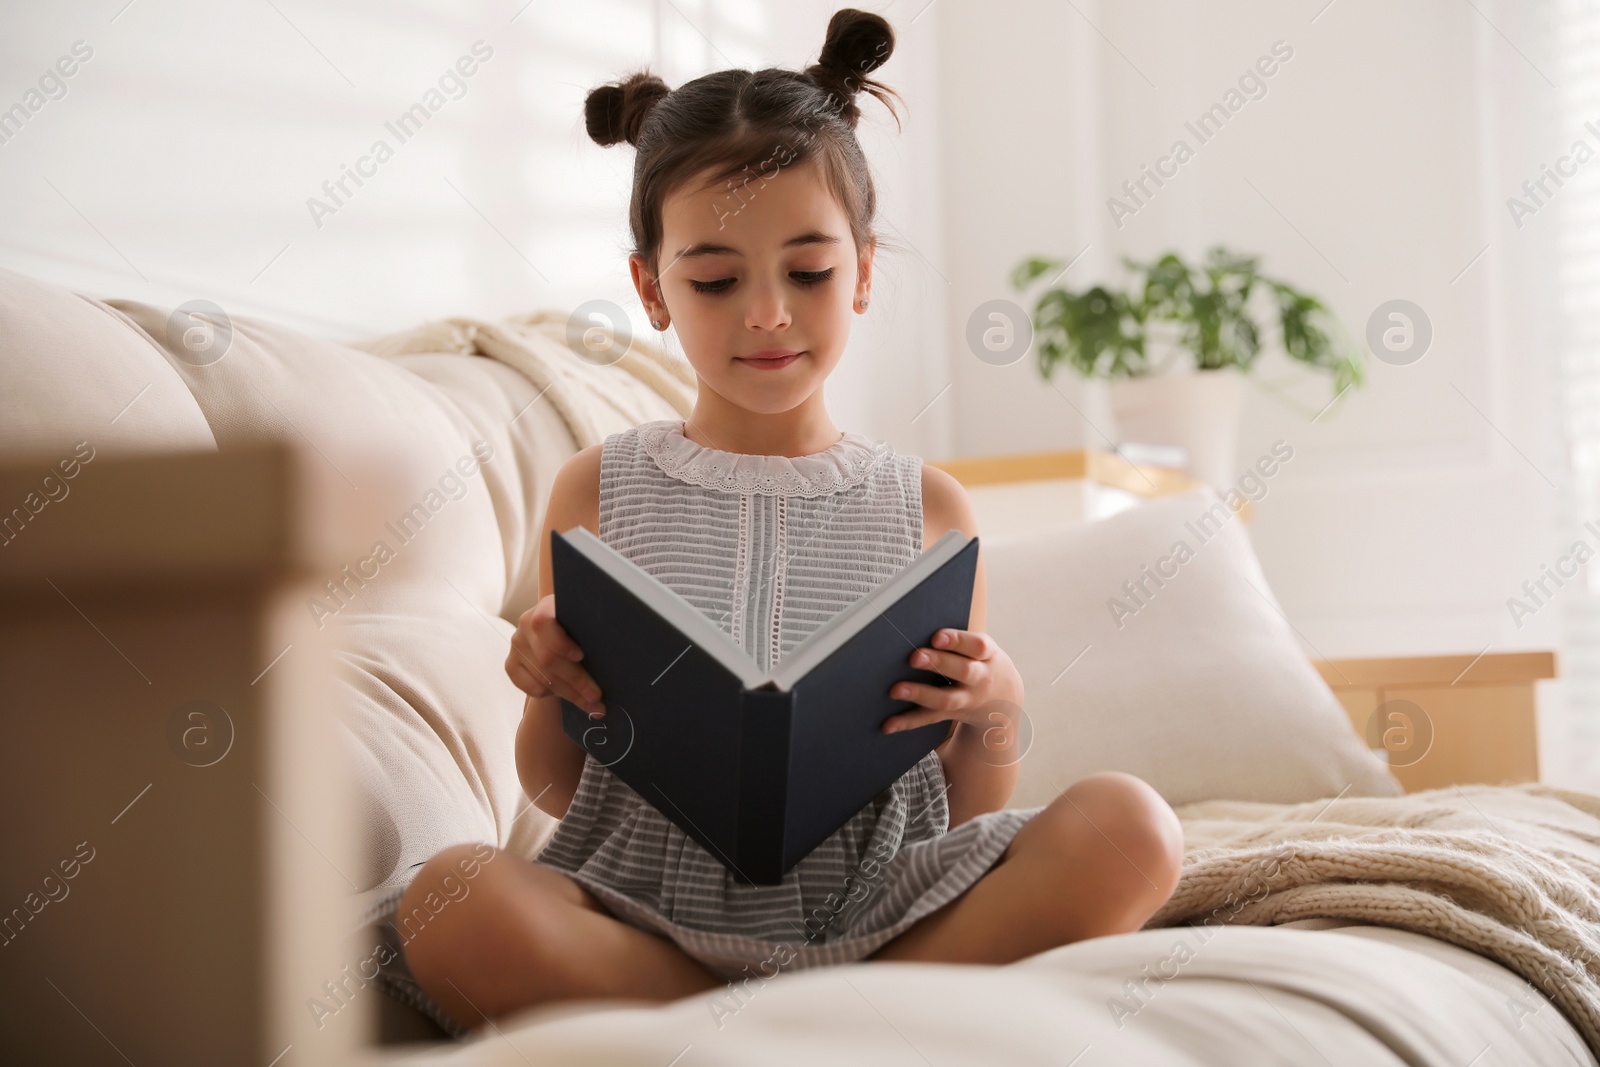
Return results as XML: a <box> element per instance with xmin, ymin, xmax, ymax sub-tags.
<box><xmin>1010</xmin><ymin>245</ymin><xmax>1365</xmax><ymax>487</ymax></box>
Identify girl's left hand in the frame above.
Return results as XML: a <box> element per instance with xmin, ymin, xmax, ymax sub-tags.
<box><xmin>881</xmin><ymin>627</ymin><xmax>1024</xmax><ymax>735</ymax></box>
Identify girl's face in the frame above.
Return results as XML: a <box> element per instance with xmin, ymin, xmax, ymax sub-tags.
<box><xmin>630</xmin><ymin>156</ymin><xmax>873</xmax><ymax>415</ymax></box>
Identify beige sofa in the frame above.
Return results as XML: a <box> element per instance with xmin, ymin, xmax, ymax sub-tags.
<box><xmin>0</xmin><ymin>266</ymin><xmax>697</xmax><ymax>898</ymax></box>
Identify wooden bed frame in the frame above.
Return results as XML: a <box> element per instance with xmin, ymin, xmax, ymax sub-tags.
<box><xmin>930</xmin><ymin>445</ymin><xmax>1556</xmax><ymax>792</ymax></box>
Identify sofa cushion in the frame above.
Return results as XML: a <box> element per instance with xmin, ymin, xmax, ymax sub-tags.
<box><xmin>0</xmin><ymin>268</ymin><xmax>216</xmax><ymax>460</ymax></box>
<box><xmin>388</xmin><ymin>352</ymin><xmax>579</xmax><ymax>624</ymax></box>
<box><xmin>106</xmin><ymin>300</ymin><xmax>509</xmax><ymax>613</ymax></box>
<box><xmin>89</xmin><ymin>298</ymin><xmax>556</xmax><ymax>888</ymax></box>
<box><xmin>358</xmin><ymin>313</ymin><xmax>698</xmax><ymax>624</ymax></box>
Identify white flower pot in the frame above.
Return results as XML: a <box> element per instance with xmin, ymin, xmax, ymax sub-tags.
<box><xmin>1106</xmin><ymin>369</ymin><xmax>1245</xmax><ymax>488</ymax></box>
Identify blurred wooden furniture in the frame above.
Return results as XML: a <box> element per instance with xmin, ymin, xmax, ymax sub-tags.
<box><xmin>1315</xmin><ymin>652</ymin><xmax>1555</xmax><ymax>792</ymax></box>
<box><xmin>0</xmin><ymin>443</ymin><xmax>394</xmax><ymax>1066</ymax></box>
<box><xmin>936</xmin><ymin>446</ymin><xmax>1552</xmax><ymax>790</ymax></box>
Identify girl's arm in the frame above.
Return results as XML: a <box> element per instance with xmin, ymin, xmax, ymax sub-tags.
<box><xmin>516</xmin><ymin>692</ymin><xmax>586</xmax><ymax>820</ymax></box>
<box><xmin>510</xmin><ymin>446</ymin><xmax>603</xmax><ymax>820</ymax></box>
<box><xmin>883</xmin><ymin>465</ymin><xmax>1025</xmax><ymax>830</ymax></box>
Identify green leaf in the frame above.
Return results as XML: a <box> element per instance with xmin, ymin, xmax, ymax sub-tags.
<box><xmin>1007</xmin><ymin>244</ymin><xmax>1365</xmax><ymax>407</ymax></box>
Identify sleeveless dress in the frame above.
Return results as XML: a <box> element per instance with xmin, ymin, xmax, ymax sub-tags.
<box><xmin>531</xmin><ymin>418</ymin><xmax>1042</xmax><ymax>984</ymax></box>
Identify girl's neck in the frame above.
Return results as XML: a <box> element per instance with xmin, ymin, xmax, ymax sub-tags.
<box><xmin>681</xmin><ymin>398</ymin><xmax>843</xmax><ymax>459</ymax></box>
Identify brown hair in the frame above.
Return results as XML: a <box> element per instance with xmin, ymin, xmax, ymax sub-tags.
<box><xmin>583</xmin><ymin>8</ymin><xmax>904</xmax><ymax>277</ymax></box>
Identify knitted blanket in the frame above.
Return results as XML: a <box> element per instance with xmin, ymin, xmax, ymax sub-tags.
<box><xmin>1153</xmin><ymin>783</ymin><xmax>1600</xmax><ymax>1052</ymax></box>
<box><xmin>353</xmin><ymin>309</ymin><xmax>697</xmax><ymax>449</ymax></box>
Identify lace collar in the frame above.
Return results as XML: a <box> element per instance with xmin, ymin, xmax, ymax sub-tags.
<box><xmin>636</xmin><ymin>419</ymin><xmax>888</xmax><ymax>497</ymax></box>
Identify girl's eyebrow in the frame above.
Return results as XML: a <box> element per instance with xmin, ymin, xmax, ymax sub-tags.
<box><xmin>674</xmin><ymin>231</ymin><xmax>840</xmax><ymax>260</ymax></box>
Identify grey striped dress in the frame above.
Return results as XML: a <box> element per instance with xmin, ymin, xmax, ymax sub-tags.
<box><xmin>531</xmin><ymin>418</ymin><xmax>1041</xmax><ymax>983</ymax></box>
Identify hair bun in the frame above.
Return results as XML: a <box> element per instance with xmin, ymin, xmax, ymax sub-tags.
<box><xmin>805</xmin><ymin>9</ymin><xmax>896</xmax><ymax>127</ymax></box>
<box><xmin>584</xmin><ymin>71</ymin><xmax>671</xmax><ymax>148</ymax></box>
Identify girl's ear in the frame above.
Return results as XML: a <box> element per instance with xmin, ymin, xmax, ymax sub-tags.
<box><xmin>629</xmin><ymin>252</ymin><xmax>670</xmax><ymax>328</ymax></box>
<box><xmin>855</xmin><ymin>236</ymin><xmax>875</xmax><ymax>311</ymax></box>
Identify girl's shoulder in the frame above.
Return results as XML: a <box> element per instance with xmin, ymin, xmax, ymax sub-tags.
<box><xmin>535</xmin><ymin>443</ymin><xmax>601</xmax><ymax>598</ymax></box>
<box><xmin>919</xmin><ymin>461</ymin><xmax>976</xmax><ymax>544</ymax></box>
<box><xmin>546</xmin><ymin>444</ymin><xmax>602</xmax><ymax>533</ymax></box>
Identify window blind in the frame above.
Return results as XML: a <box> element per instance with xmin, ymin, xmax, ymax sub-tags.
<box><xmin>1555</xmin><ymin>0</ymin><xmax>1600</xmax><ymax>775</ymax></box>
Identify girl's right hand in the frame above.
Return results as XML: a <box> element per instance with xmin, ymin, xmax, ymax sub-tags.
<box><xmin>506</xmin><ymin>594</ymin><xmax>604</xmax><ymax>717</ymax></box>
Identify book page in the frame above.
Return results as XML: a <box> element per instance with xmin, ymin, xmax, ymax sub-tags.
<box><xmin>558</xmin><ymin>528</ymin><xmax>767</xmax><ymax>689</ymax></box>
<box><xmin>768</xmin><ymin>529</ymin><xmax>969</xmax><ymax>690</ymax></box>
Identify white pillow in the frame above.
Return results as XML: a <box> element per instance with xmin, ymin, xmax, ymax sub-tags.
<box><xmin>983</xmin><ymin>486</ymin><xmax>1400</xmax><ymax>807</ymax></box>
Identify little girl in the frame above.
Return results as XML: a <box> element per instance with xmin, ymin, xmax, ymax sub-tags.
<box><xmin>398</xmin><ymin>9</ymin><xmax>1183</xmax><ymax>1035</ymax></box>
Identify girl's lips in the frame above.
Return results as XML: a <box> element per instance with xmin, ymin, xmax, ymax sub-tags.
<box><xmin>737</xmin><ymin>351</ymin><xmax>802</xmax><ymax>370</ymax></box>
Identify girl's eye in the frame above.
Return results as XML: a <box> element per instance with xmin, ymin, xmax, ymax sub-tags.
<box><xmin>688</xmin><ymin>268</ymin><xmax>835</xmax><ymax>295</ymax></box>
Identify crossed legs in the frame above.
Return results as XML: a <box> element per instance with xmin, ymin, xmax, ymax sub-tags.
<box><xmin>868</xmin><ymin>771</ymin><xmax>1184</xmax><ymax>963</ymax></box>
<box><xmin>400</xmin><ymin>771</ymin><xmax>1184</xmax><ymax>1032</ymax></box>
<box><xmin>397</xmin><ymin>846</ymin><xmax>723</xmax><ymax>1032</ymax></box>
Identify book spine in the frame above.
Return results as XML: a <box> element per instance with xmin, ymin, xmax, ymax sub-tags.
<box><xmin>733</xmin><ymin>687</ymin><xmax>793</xmax><ymax>886</ymax></box>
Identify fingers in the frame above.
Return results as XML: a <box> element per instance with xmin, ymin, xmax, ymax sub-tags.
<box><xmin>506</xmin><ymin>600</ymin><xmax>604</xmax><ymax>714</ymax></box>
<box><xmin>927</xmin><ymin>628</ymin><xmax>996</xmax><ymax>661</ymax></box>
<box><xmin>906</xmin><ymin>645</ymin><xmax>988</xmax><ymax>687</ymax></box>
<box><xmin>504</xmin><ymin>645</ymin><xmax>556</xmax><ymax>697</ymax></box>
<box><xmin>882</xmin><ymin>704</ymin><xmax>956</xmax><ymax>734</ymax></box>
<box><xmin>881</xmin><ymin>632</ymin><xmax>1003</xmax><ymax>735</ymax></box>
<box><xmin>530</xmin><ymin>641</ymin><xmax>604</xmax><ymax>714</ymax></box>
<box><xmin>889</xmin><ymin>679</ymin><xmax>963</xmax><ymax>713</ymax></box>
<box><xmin>528</xmin><ymin>670</ymin><xmax>606</xmax><ymax>717</ymax></box>
<box><xmin>540</xmin><ymin>607</ymin><xmax>592</xmax><ymax>668</ymax></box>
<box><xmin>529</xmin><ymin>597</ymin><xmax>586</xmax><ymax>662</ymax></box>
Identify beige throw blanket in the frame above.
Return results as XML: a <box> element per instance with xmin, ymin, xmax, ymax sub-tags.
<box><xmin>354</xmin><ymin>309</ymin><xmax>697</xmax><ymax>449</ymax></box>
<box><xmin>1154</xmin><ymin>783</ymin><xmax>1600</xmax><ymax>1051</ymax></box>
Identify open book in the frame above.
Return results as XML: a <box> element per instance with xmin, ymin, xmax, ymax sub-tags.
<box><xmin>549</xmin><ymin>526</ymin><xmax>979</xmax><ymax>885</ymax></box>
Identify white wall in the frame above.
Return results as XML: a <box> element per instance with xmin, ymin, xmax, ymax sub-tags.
<box><xmin>0</xmin><ymin>0</ymin><xmax>950</xmax><ymax>453</ymax></box>
<box><xmin>935</xmin><ymin>0</ymin><xmax>1593</xmax><ymax>786</ymax></box>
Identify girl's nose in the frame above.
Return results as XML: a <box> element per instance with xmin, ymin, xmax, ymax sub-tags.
<box><xmin>744</xmin><ymin>277</ymin><xmax>792</xmax><ymax>332</ymax></box>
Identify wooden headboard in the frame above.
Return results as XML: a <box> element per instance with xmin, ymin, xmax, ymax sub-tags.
<box><xmin>931</xmin><ymin>446</ymin><xmax>1555</xmax><ymax>791</ymax></box>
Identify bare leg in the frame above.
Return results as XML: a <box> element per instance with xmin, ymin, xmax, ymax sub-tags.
<box><xmin>397</xmin><ymin>843</ymin><xmax>724</xmax><ymax>1031</ymax></box>
<box><xmin>868</xmin><ymin>771</ymin><xmax>1183</xmax><ymax>964</ymax></box>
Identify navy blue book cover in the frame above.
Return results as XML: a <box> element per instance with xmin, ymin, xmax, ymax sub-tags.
<box><xmin>549</xmin><ymin>527</ymin><xmax>978</xmax><ymax>885</ymax></box>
